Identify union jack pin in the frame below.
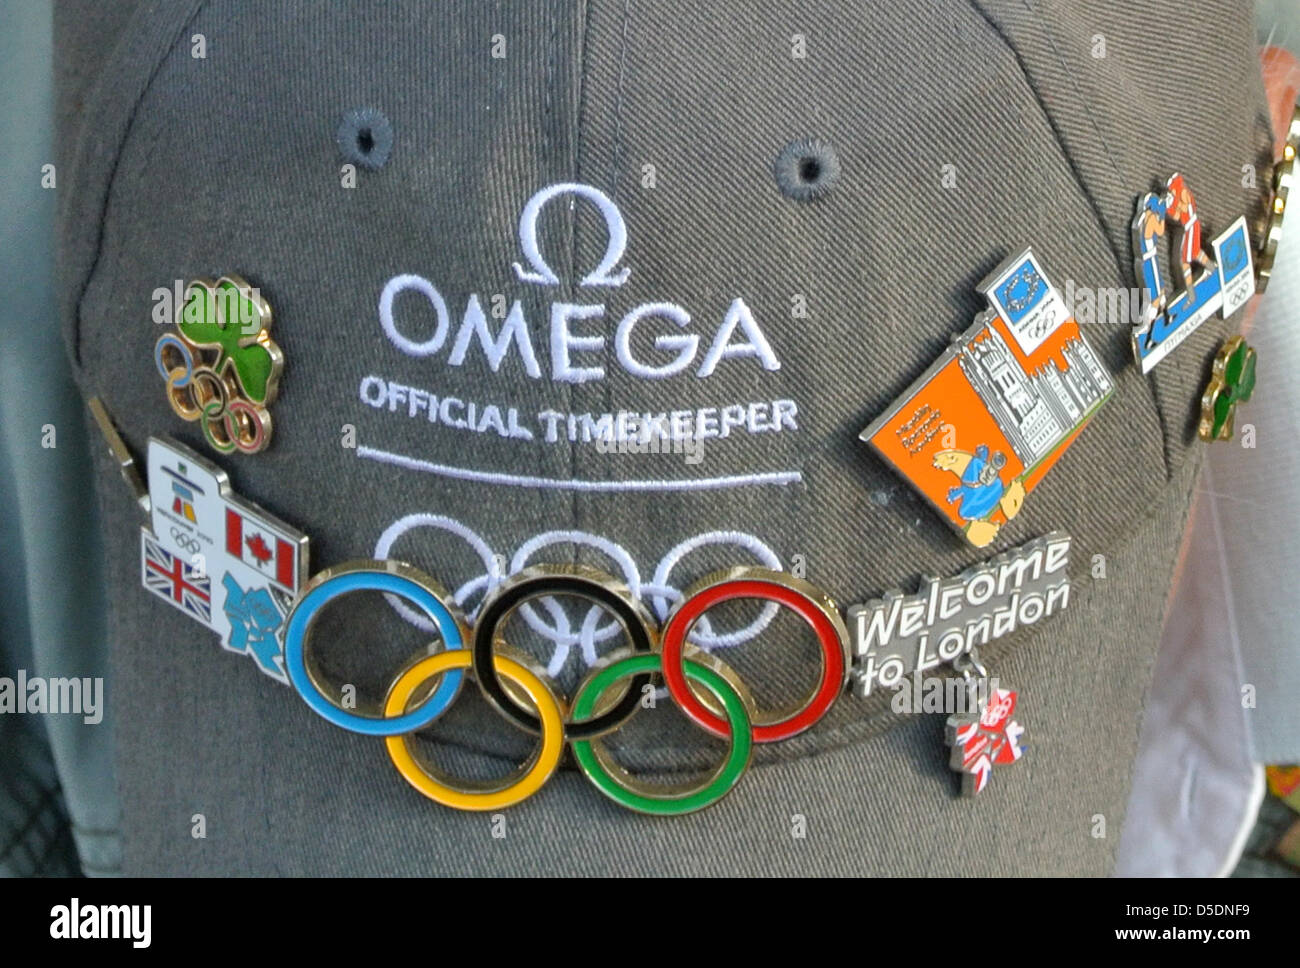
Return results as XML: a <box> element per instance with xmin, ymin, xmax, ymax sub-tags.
<box><xmin>141</xmin><ymin>529</ymin><xmax>213</xmax><ymax>627</ymax></box>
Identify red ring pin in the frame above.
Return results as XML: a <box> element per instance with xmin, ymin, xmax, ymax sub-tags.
<box><xmin>659</xmin><ymin>567</ymin><xmax>851</xmax><ymax>743</ymax></box>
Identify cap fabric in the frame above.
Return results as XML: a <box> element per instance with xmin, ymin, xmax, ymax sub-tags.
<box><xmin>56</xmin><ymin>0</ymin><xmax>1270</xmax><ymax>874</ymax></box>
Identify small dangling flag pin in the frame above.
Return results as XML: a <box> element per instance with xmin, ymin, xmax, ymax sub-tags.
<box><xmin>945</xmin><ymin>649</ymin><xmax>1025</xmax><ymax>797</ymax></box>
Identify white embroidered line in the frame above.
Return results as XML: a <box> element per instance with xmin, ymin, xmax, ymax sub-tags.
<box><xmin>357</xmin><ymin>445</ymin><xmax>802</xmax><ymax>492</ymax></box>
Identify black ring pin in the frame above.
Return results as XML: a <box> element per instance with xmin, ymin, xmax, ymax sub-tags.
<box><xmin>471</xmin><ymin>564</ymin><xmax>657</xmax><ymax>740</ymax></box>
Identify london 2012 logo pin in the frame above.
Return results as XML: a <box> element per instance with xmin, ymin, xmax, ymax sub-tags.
<box><xmin>860</xmin><ymin>249</ymin><xmax>1113</xmax><ymax>549</ymax></box>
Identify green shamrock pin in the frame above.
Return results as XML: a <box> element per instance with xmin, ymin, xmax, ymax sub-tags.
<box><xmin>157</xmin><ymin>274</ymin><xmax>282</xmax><ymax>455</ymax></box>
<box><xmin>177</xmin><ymin>276</ymin><xmax>282</xmax><ymax>406</ymax></box>
<box><xmin>1199</xmin><ymin>335</ymin><xmax>1256</xmax><ymax>442</ymax></box>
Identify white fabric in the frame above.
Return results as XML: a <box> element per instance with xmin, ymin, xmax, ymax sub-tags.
<box><xmin>1219</xmin><ymin>214</ymin><xmax>1300</xmax><ymax>763</ymax></box>
<box><xmin>1115</xmin><ymin>480</ymin><xmax>1266</xmax><ymax>876</ymax></box>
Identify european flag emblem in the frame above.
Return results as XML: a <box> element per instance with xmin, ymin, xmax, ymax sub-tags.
<box><xmin>1220</xmin><ymin>227</ymin><xmax>1249</xmax><ymax>280</ymax></box>
<box><xmin>994</xmin><ymin>259</ymin><xmax>1046</xmax><ymax>324</ymax></box>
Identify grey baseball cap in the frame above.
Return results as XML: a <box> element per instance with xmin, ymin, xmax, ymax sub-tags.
<box><xmin>56</xmin><ymin>0</ymin><xmax>1271</xmax><ymax>874</ymax></box>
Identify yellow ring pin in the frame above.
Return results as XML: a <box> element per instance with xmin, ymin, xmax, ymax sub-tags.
<box><xmin>383</xmin><ymin>650</ymin><xmax>565</xmax><ymax>811</ymax></box>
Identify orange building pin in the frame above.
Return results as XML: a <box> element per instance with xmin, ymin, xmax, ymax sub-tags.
<box><xmin>860</xmin><ymin>249</ymin><xmax>1114</xmax><ymax>549</ymax></box>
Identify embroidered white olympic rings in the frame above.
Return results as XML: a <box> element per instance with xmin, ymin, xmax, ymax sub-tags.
<box><xmin>372</xmin><ymin>516</ymin><xmax>784</xmax><ymax>674</ymax></box>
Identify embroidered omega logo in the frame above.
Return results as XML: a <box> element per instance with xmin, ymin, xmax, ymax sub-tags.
<box><xmin>376</xmin><ymin>182</ymin><xmax>781</xmax><ymax>383</ymax></box>
<box><xmin>355</xmin><ymin>183</ymin><xmax>805</xmax><ymax>492</ymax></box>
<box><xmin>512</xmin><ymin>182</ymin><xmax>631</xmax><ymax>288</ymax></box>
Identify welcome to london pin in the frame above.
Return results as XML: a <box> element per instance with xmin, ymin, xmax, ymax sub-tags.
<box><xmin>860</xmin><ymin>249</ymin><xmax>1113</xmax><ymax>548</ymax></box>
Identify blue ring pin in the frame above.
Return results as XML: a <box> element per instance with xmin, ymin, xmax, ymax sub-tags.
<box><xmin>155</xmin><ymin>333</ymin><xmax>195</xmax><ymax>387</ymax></box>
<box><xmin>284</xmin><ymin>564</ymin><xmax>466</xmax><ymax>736</ymax></box>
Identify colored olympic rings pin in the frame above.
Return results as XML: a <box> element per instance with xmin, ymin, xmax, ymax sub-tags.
<box><xmin>661</xmin><ymin>568</ymin><xmax>851</xmax><ymax>743</ymax></box>
<box><xmin>570</xmin><ymin>649</ymin><xmax>756</xmax><ymax>815</ymax></box>
<box><xmin>384</xmin><ymin>648</ymin><xmax>566</xmax><ymax>811</ymax></box>
<box><xmin>283</xmin><ymin>560</ymin><xmax>851</xmax><ymax>814</ymax></box>
<box><xmin>472</xmin><ymin>565</ymin><xmax>657</xmax><ymax>740</ymax></box>
<box><xmin>283</xmin><ymin>560</ymin><xmax>469</xmax><ymax>736</ymax></box>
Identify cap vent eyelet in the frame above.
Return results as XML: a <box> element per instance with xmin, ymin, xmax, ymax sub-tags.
<box><xmin>774</xmin><ymin>138</ymin><xmax>839</xmax><ymax>201</ymax></box>
<box><xmin>337</xmin><ymin>107</ymin><xmax>394</xmax><ymax>170</ymax></box>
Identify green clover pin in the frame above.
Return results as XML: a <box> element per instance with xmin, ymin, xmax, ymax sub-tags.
<box><xmin>177</xmin><ymin>276</ymin><xmax>282</xmax><ymax>406</ymax></box>
<box><xmin>1199</xmin><ymin>335</ymin><xmax>1256</xmax><ymax>442</ymax></box>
